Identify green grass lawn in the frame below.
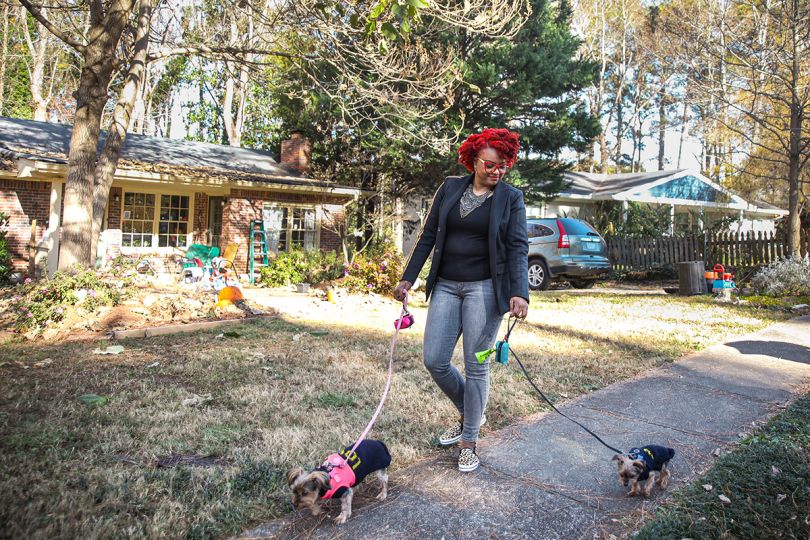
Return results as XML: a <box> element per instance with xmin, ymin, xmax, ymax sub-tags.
<box><xmin>0</xmin><ymin>292</ymin><xmax>795</xmax><ymax>538</ymax></box>
<box><xmin>636</xmin><ymin>393</ymin><xmax>810</xmax><ymax>539</ymax></box>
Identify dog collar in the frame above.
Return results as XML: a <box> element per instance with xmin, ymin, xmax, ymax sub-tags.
<box><xmin>319</xmin><ymin>453</ymin><xmax>356</xmax><ymax>500</ymax></box>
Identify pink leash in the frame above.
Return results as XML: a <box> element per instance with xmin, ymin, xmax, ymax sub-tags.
<box><xmin>347</xmin><ymin>291</ymin><xmax>409</xmax><ymax>457</ymax></box>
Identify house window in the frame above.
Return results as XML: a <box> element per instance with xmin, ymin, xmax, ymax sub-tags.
<box><xmin>121</xmin><ymin>192</ymin><xmax>190</xmax><ymax>248</ymax></box>
<box><xmin>158</xmin><ymin>195</ymin><xmax>189</xmax><ymax>247</ymax></box>
<box><xmin>122</xmin><ymin>193</ymin><xmax>156</xmax><ymax>247</ymax></box>
<box><xmin>263</xmin><ymin>205</ymin><xmax>317</xmax><ymax>253</ymax></box>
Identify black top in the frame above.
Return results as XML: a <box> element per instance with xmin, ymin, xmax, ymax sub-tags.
<box><xmin>401</xmin><ymin>175</ymin><xmax>530</xmax><ymax>315</ymax></box>
<box><xmin>437</xmin><ymin>197</ymin><xmax>493</xmax><ymax>281</ymax></box>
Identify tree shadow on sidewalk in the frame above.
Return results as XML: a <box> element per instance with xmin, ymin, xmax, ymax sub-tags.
<box><xmin>725</xmin><ymin>340</ymin><xmax>810</xmax><ymax>365</ymax></box>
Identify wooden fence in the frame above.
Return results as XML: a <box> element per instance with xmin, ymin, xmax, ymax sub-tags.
<box><xmin>606</xmin><ymin>230</ymin><xmax>810</xmax><ymax>274</ymax></box>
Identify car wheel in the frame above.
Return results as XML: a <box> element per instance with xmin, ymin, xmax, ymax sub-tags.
<box><xmin>570</xmin><ymin>279</ymin><xmax>596</xmax><ymax>289</ymax></box>
<box><xmin>528</xmin><ymin>259</ymin><xmax>550</xmax><ymax>291</ymax></box>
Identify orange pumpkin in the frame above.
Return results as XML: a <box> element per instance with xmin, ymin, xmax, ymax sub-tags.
<box><xmin>217</xmin><ymin>286</ymin><xmax>244</xmax><ymax>303</ymax></box>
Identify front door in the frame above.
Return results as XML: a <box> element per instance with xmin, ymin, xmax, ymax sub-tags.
<box><xmin>208</xmin><ymin>196</ymin><xmax>223</xmax><ymax>248</ymax></box>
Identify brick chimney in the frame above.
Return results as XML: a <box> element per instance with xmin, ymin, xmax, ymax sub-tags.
<box><xmin>280</xmin><ymin>131</ymin><xmax>312</xmax><ymax>175</ymax></box>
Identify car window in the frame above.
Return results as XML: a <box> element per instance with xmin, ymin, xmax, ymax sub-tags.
<box><xmin>558</xmin><ymin>218</ymin><xmax>597</xmax><ymax>235</ymax></box>
<box><xmin>528</xmin><ymin>223</ymin><xmax>554</xmax><ymax>238</ymax></box>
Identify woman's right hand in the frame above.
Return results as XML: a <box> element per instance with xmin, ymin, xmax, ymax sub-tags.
<box><xmin>393</xmin><ymin>280</ymin><xmax>412</xmax><ymax>301</ymax></box>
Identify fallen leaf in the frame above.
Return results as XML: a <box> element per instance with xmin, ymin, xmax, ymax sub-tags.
<box><xmin>718</xmin><ymin>494</ymin><xmax>731</xmax><ymax>505</ymax></box>
<box><xmin>79</xmin><ymin>394</ymin><xmax>110</xmax><ymax>406</ymax></box>
<box><xmin>215</xmin><ymin>333</ymin><xmax>224</xmax><ymax>339</ymax></box>
<box><xmin>33</xmin><ymin>358</ymin><xmax>53</xmax><ymax>367</ymax></box>
<box><xmin>702</xmin><ymin>484</ymin><xmax>713</xmax><ymax>492</ymax></box>
<box><xmin>776</xmin><ymin>494</ymin><xmax>787</xmax><ymax>503</ymax></box>
<box><xmin>261</xmin><ymin>366</ymin><xmax>272</xmax><ymax>371</ymax></box>
<box><xmin>712</xmin><ymin>448</ymin><xmax>722</xmax><ymax>457</ymax></box>
<box><xmin>146</xmin><ymin>361</ymin><xmax>160</xmax><ymax>368</ymax></box>
<box><xmin>93</xmin><ymin>345</ymin><xmax>125</xmax><ymax>355</ymax></box>
<box><xmin>292</xmin><ymin>333</ymin><xmax>303</xmax><ymax>342</ymax></box>
<box><xmin>182</xmin><ymin>393</ymin><xmax>213</xmax><ymax>407</ymax></box>
<box><xmin>737</xmin><ymin>432</ymin><xmax>746</xmax><ymax>439</ymax></box>
<box><xmin>771</xmin><ymin>465</ymin><xmax>781</xmax><ymax>477</ymax></box>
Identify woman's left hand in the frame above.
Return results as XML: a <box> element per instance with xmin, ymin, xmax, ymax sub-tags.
<box><xmin>509</xmin><ymin>296</ymin><xmax>529</xmax><ymax>319</ymax></box>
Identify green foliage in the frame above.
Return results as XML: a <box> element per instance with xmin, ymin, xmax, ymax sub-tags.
<box><xmin>636</xmin><ymin>394</ymin><xmax>810</xmax><ymax>540</ymax></box>
<box><xmin>587</xmin><ymin>201</ymin><xmax>672</xmax><ymax>238</ymax></box>
<box><xmin>0</xmin><ymin>212</ymin><xmax>11</xmax><ymax>283</ymax></box>
<box><xmin>9</xmin><ymin>268</ymin><xmax>130</xmax><ymax>331</ymax></box>
<box><xmin>750</xmin><ymin>255</ymin><xmax>810</xmax><ymax>296</ymax></box>
<box><xmin>258</xmin><ymin>249</ymin><xmax>344</xmax><ymax>286</ymax></box>
<box><xmin>342</xmin><ymin>238</ymin><xmax>404</xmax><ymax>295</ymax></box>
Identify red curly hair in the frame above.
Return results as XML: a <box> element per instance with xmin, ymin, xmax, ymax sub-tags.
<box><xmin>457</xmin><ymin>128</ymin><xmax>520</xmax><ymax>172</ymax></box>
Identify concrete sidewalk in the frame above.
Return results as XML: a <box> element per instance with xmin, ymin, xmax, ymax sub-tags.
<box><xmin>243</xmin><ymin>316</ymin><xmax>810</xmax><ymax>539</ymax></box>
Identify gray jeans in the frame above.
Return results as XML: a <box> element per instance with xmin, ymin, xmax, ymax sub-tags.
<box><xmin>423</xmin><ymin>278</ymin><xmax>503</xmax><ymax>443</ymax></box>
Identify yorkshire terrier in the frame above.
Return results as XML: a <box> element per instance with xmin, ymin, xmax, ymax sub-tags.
<box><xmin>612</xmin><ymin>445</ymin><xmax>675</xmax><ymax>497</ymax></box>
<box><xmin>287</xmin><ymin>439</ymin><xmax>391</xmax><ymax>524</ymax></box>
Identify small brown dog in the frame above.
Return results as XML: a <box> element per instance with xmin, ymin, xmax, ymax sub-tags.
<box><xmin>612</xmin><ymin>445</ymin><xmax>675</xmax><ymax>497</ymax></box>
<box><xmin>287</xmin><ymin>440</ymin><xmax>391</xmax><ymax>524</ymax></box>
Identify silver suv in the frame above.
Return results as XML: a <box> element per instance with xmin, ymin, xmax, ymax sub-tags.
<box><xmin>527</xmin><ymin>218</ymin><xmax>612</xmax><ymax>290</ymax></box>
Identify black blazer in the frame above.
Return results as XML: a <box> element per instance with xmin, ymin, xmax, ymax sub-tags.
<box><xmin>401</xmin><ymin>174</ymin><xmax>529</xmax><ymax>315</ymax></box>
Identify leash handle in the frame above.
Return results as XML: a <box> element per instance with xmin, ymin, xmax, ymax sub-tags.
<box><xmin>347</xmin><ymin>293</ymin><xmax>407</xmax><ymax>458</ymax></box>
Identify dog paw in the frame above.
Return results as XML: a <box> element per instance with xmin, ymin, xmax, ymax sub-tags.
<box><xmin>334</xmin><ymin>514</ymin><xmax>349</xmax><ymax>525</ymax></box>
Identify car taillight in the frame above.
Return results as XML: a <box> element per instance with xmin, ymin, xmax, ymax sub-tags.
<box><xmin>557</xmin><ymin>219</ymin><xmax>570</xmax><ymax>249</ymax></box>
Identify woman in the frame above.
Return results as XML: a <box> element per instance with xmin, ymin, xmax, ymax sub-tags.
<box><xmin>393</xmin><ymin>128</ymin><xmax>529</xmax><ymax>472</ymax></box>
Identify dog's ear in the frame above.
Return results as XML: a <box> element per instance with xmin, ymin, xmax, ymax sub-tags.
<box><xmin>287</xmin><ymin>467</ymin><xmax>305</xmax><ymax>486</ymax></box>
<box><xmin>612</xmin><ymin>454</ymin><xmax>622</xmax><ymax>462</ymax></box>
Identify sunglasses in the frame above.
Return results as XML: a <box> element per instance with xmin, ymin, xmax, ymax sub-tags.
<box><xmin>476</xmin><ymin>157</ymin><xmax>511</xmax><ymax>174</ymax></box>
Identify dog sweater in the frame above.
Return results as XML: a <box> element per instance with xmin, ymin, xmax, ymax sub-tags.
<box><xmin>319</xmin><ymin>440</ymin><xmax>392</xmax><ymax>499</ymax></box>
<box><xmin>629</xmin><ymin>445</ymin><xmax>675</xmax><ymax>481</ymax></box>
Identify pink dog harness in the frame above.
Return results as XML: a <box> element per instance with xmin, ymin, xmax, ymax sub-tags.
<box><xmin>320</xmin><ymin>453</ymin><xmax>357</xmax><ymax>500</ymax></box>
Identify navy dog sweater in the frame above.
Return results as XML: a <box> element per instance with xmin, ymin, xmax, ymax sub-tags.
<box><xmin>320</xmin><ymin>440</ymin><xmax>391</xmax><ymax>498</ymax></box>
<box><xmin>629</xmin><ymin>445</ymin><xmax>675</xmax><ymax>481</ymax></box>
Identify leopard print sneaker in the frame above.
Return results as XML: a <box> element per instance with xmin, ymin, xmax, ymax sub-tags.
<box><xmin>438</xmin><ymin>414</ymin><xmax>486</xmax><ymax>447</ymax></box>
<box><xmin>458</xmin><ymin>446</ymin><xmax>480</xmax><ymax>472</ymax></box>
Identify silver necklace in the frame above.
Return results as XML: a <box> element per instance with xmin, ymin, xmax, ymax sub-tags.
<box><xmin>459</xmin><ymin>184</ymin><xmax>493</xmax><ymax>218</ymax></box>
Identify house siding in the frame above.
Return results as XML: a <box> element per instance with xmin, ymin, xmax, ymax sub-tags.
<box><xmin>0</xmin><ymin>178</ymin><xmax>51</xmax><ymax>272</ymax></box>
<box><xmin>221</xmin><ymin>189</ymin><xmax>348</xmax><ymax>272</ymax></box>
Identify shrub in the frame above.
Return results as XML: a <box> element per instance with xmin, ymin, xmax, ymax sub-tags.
<box><xmin>342</xmin><ymin>239</ymin><xmax>404</xmax><ymax>295</ymax></box>
<box><xmin>0</xmin><ymin>212</ymin><xmax>11</xmax><ymax>284</ymax></box>
<box><xmin>258</xmin><ymin>249</ymin><xmax>344</xmax><ymax>287</ymax></box>
<box><xmin>750</xmin><ymin>255</ymin><xmax>810</xmax><ymax>296</ymax></box>
<box><xmin>9</xmin><ymin>268</ymin><xmax>130</xmax><ymax>331</ymax></box>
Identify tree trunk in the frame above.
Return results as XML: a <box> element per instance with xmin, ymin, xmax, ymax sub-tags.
<box><xmin>56</xmin><ymin>0</ymin><xmax>136</xmax><ymax>270</ymax></box>
<box><xmin>615</xmin><ymin>99</ymin><xmax>623</xmax><ymax>167</ymax></box>
<box><xmin>657</xmin><ymin>90</ymin><xmax>666</xmax><ymax>170</ymax></box>
<box><xmin>599</xmin><ymin>132</ymin><xmax>608</xmax><ymax>172</ymax></box>
<box><xmin>22</xmin><ymin>7</ymin><xmax>50</xmax><ymax>121</ymax></box>
<box><xmin>676</xmin><ymin>85</ymin><xmax>689</xmax><ymax>168</ymax></box>
<box><xmin>0</xmin><ymin>4</ymin><xmax>9</xmax><ymax>112</ymax></box>
<box><xmin>90</xmin><ymin>0</ymin><xmax>155</xmax><ymax>264</ymax></box>
<box><xmin>786</xmin><ymin>0</ymin><xmax>802</xmax><ymax>256</ymax></box>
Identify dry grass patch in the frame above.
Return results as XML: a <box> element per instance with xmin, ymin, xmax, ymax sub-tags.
<box><xmin>0</xmin><ymin>292</ymin><xmax>792</xmax><ymax>538</ymax></box>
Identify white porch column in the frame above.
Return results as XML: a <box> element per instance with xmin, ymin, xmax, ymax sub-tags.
<box><xmin>669</xmin><ymin>204</ymin><xmax>676</xmax><ymax>235</ymax></box>
<box><xmin>43</xmin><ymin>181</ymin><xmax>63</xmax><ymax>276</ymax></box>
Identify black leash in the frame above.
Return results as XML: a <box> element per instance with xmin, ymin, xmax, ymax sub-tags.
<box><xmin>500</xmin><ymin>319</ymin><xmax>624</xmax><ymax>455</ymax></box>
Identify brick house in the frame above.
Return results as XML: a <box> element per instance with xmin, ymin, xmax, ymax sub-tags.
<box><xmin>0</xmin><ymin>116</ymin><xmax>362</xmax><ymax>276</ymax></box>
